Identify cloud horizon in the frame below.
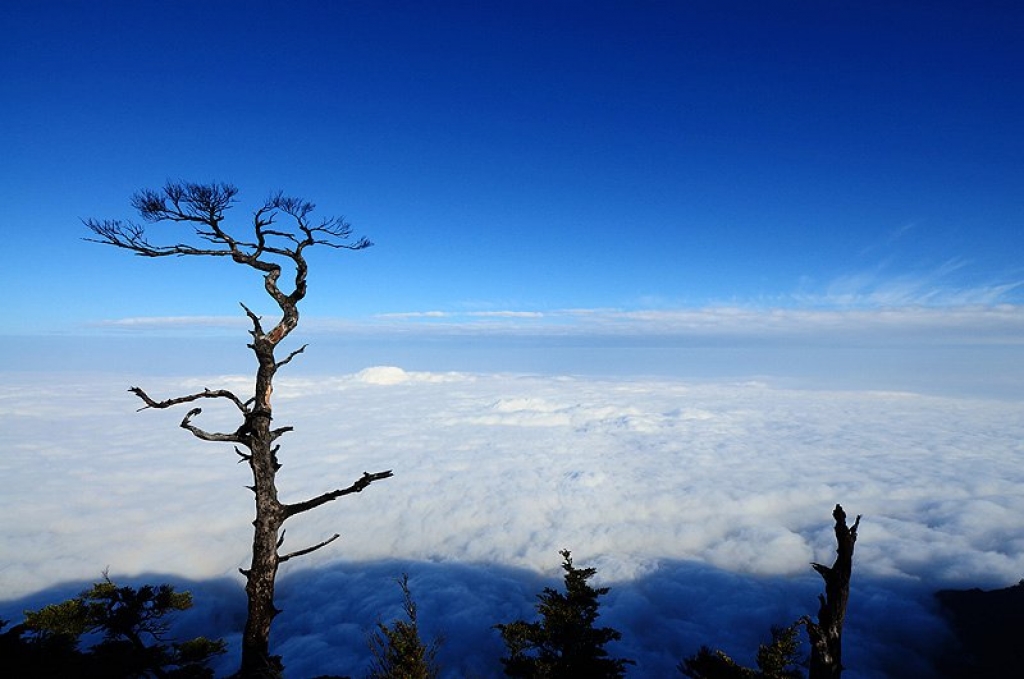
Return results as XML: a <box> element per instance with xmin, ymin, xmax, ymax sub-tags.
<box><xmin>80</xmin><ymin>303</ymin><xmax>1024</xmax><ymax>344</ymax></box>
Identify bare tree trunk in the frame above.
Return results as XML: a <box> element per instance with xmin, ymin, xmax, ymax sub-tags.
<box><xmin>802</xmin><ymin>504</ymin><xmax>861</xmax><ymax>679</ymax></box>
<box><xmin>229</xmin><ymin>313</ymin><xmax>391</xmax><ymax>679</ymax></box>
<box><xmin>238</xmin><ymin>340</ymin><xmax>286</xmax><ymax>677</ymax></box>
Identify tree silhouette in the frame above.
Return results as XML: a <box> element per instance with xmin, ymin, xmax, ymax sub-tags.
<box><xmin>496</xmin><ymin>549</ymin><xmax>634</xmax><ymax>678</ymax></box>
<box><xmin>366</xmin><ymin>574</ymin><xmax>441</xmax><ymax>679</ymax></box>
<box><xmin>679</xmin><ymin>624</ymin><xmax>804</xmax><ymax>679</ymax></box>
<box><xmin>85</xmin><ymin>182</ymin><xmax>392</xmax><ymax>678</ymax></box>
<box><xmin>679</xmin><ymin>505</ymin><xmax>859</xmax><ymax>679</ymax></box>
<box><xmin>801</xmin><ymin>505</ymin><xmax>860</xmax><ymax>679</ymax></box>
<box><xmin>1</xmin><ymin>575</ymin><xmax>225</xmax><ymax>678</ymax></box>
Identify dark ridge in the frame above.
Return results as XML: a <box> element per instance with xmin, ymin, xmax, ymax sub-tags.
<box><xmin>935</xmin><ymin>580</ymin><xmax>1024</xmax><ymax>678</ymax></box>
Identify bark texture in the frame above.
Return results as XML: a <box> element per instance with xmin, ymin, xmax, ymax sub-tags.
<box><xmin>802</xmin><ymin>504</ymin><xmax>860</xmax><ymax>679</ymax></box>
<box><xmin>86</xmin><ymin>183</ymin><xmax>392</xmax><ymax>678</ymax></box>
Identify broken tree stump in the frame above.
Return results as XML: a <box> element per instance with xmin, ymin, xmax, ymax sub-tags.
<box><xmin>801</xmin><ymin>504</ymin><xmax>861</xmax><ymax>679</ymax></box>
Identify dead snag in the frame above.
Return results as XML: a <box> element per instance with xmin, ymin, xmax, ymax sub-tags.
<box><xmin>801</xmin><ymin>504</ymin><xmax>861</xmax><ymax>679</ymax></box>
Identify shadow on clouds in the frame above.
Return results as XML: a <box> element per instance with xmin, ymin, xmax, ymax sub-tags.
<box><xmin>1</xmin><ymin>556</ymin><xmax>965</xmax><ymax>678</ymax></box>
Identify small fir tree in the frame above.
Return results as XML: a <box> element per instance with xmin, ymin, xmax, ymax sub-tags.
<box><xmin>755</xmin><ymin>625</ymin><xmax>804</xmax><ymax>679</ymax></box>
<box><xmin>366</xmin><ymin>574</ymin><xmax>441</xmax><ymax>679</ymax></box>
<box><xmin>496</xmin><ymin>549</ymin><xmax>633</xmax><ymax>678</ymax></box>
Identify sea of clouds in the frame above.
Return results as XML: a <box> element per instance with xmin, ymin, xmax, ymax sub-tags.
<box><xmin>2</xmin><ymin>365</ymin><xmax>1023</xmax><ymax>677</ymax></box>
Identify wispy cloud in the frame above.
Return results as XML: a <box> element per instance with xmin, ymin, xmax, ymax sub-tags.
<box><xmin>94</xmin><ymin>315</ymin><xmax>247</xmax><ymax>330</ymax></box>
<box><xmin>858</xmin><ymin>220</ymin><xmax>919</xmax><ymax>257</ymax></box>
<box><xmin>797</xmin><ymin>259</ymin><xmax>1024</xmax><ymax>308</ymax></box>
<box><xmin>349</xmin><ymin>258</ymin><xmax>1024</xmax><ymax>344</ymax></box>
<box><xmin>377</xmin><ymin>310</ymin><xmax>545</xmax><ymax>320</ymax></box>
<box><xmin>337</xmin><ymin>305</ymin><xmax>1024</xmax><ymax>347</ymax></box>
<box><xmin>88</xmin><ymin>261</ymin><xmax>1024</xmax><ymax>349</ymax></box>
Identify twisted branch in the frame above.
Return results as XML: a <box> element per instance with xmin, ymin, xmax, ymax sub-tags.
<box><xmin>180</xmin><ymin>408</ymin><xmax>245</xmax><ymax>443</ymax></box>
<box><xmin>283</xmin><ymin>470</ymin><xmax>394</xmax><ymax>519</ymax></box>
<box><xmin>130</xmin><ymin>386</ymin><xmax>250</xmax><ymax>414</ymax></box>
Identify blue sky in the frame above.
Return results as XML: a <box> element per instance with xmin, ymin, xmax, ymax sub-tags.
<box><xmin>2</xmin><ymin>1</ymin><xmax>1023</xmax><ymax>367</ymax></box>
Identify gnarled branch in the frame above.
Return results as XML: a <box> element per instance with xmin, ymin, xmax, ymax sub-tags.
<box><xmin>240</xmin><ymin>303</ymin><xmax>265</xmax><ymax>338</ymax></box>
<box><xmin>269</xmin><ymin>426</ymin><xmax>294</xmax><ymax>442</ymax></box>
<box><xmin>130</xmin><ymin>385</ymin><xmax>249</xmax><ymax>414</ymax></box>
<box><xmin>277</xmin><ymin>344</ymin><xmax>307</xmax><ymax>369</ymax></box>
<box><xmin>278</xmin><ymin>533</ymin><xmax>341</xmax><ymax>564</ymax></box>
<box><xmin>180</xmin><ymin>408</ymin><xmax>244</xmax><ymax>443</ymax></box>
<box><xmin>282</xmin><ymin>470</ymin><xmax>394</xmax><ymax>519</ymax></box>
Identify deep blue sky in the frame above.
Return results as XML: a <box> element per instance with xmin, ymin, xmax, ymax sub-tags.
<box><xmin>3</xmin><ymin>0</ymin><xmax>1023</xmax><ymax>341</ymax></box>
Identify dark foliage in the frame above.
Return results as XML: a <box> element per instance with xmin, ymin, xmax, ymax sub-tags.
<box><xmin>935</xmin><ymin>579</ymin><xmax>1024</xmax><ymax>678</ymax></box>
<box><xmin>680</xmin><ymin>505</ymin><xmax>860</xmax><ymax>679</ymax></box>
<box><xmin>679</xmin><ymin>624</ymin><xmax>804</xmax><ymax>679</ymax></box>
<box><xmin>496</xmin><ymin>549</ymin><xmax>634</xmax><ymax>678</ymax></box>
<box><xmin>366</xmin><ymin>574</ymin><xmax>442</xmax><ymax>679</ymax></box>
<box><xmin>0</xmin><ymin>576</ymin><xmax>225</xmax><ymax>678</ymax></box>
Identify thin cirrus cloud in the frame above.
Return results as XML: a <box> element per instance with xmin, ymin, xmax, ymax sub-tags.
<box><xmin>358</xmin><ymin>304</ymin><xmax>1024</xmax><ymax>345</ymax></box>
<box><xmin>347</xmin><ymin>265</ymin><xmax>1024</xmax><ymax>342</ymax></box>
<box><xmin>95</xmin><ymin>315</ymin><xmax>248</xmax><ymax>330</ymax></box>
<box><xmin>87</xmin><ymin>259</ymin><xmax>1024</xmax><ymax>345</ymax></box>
<box><xmin>93</xmin><ymin>303</ymin><xmax>1024</xmax><ymax>343</ymax></box>
<box><xmin>796</xmin><ymin>259</ymin><xmax>1024</xmax><ymax>308</ymax></box>
<box><xmin>2</xmin><ymin>368</ymin><xmax>1022</xmax><ymax>677</ymax></box>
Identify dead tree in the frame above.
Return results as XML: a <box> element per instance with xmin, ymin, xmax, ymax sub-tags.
<box><xmin>85</xmin><ymin>182</ymin><xmax>393</xmax><ymax>678</ymax></box>
<box><xmin>801</xmin><ymin>504</ymin><xmax>861</xmax><ymax>679</ymax></box>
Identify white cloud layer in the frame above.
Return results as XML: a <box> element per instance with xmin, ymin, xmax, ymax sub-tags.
<box><xmin>2</xmin><ymin>369</ymin><xmax>1022</xmax><ymax>677</ymax></box>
